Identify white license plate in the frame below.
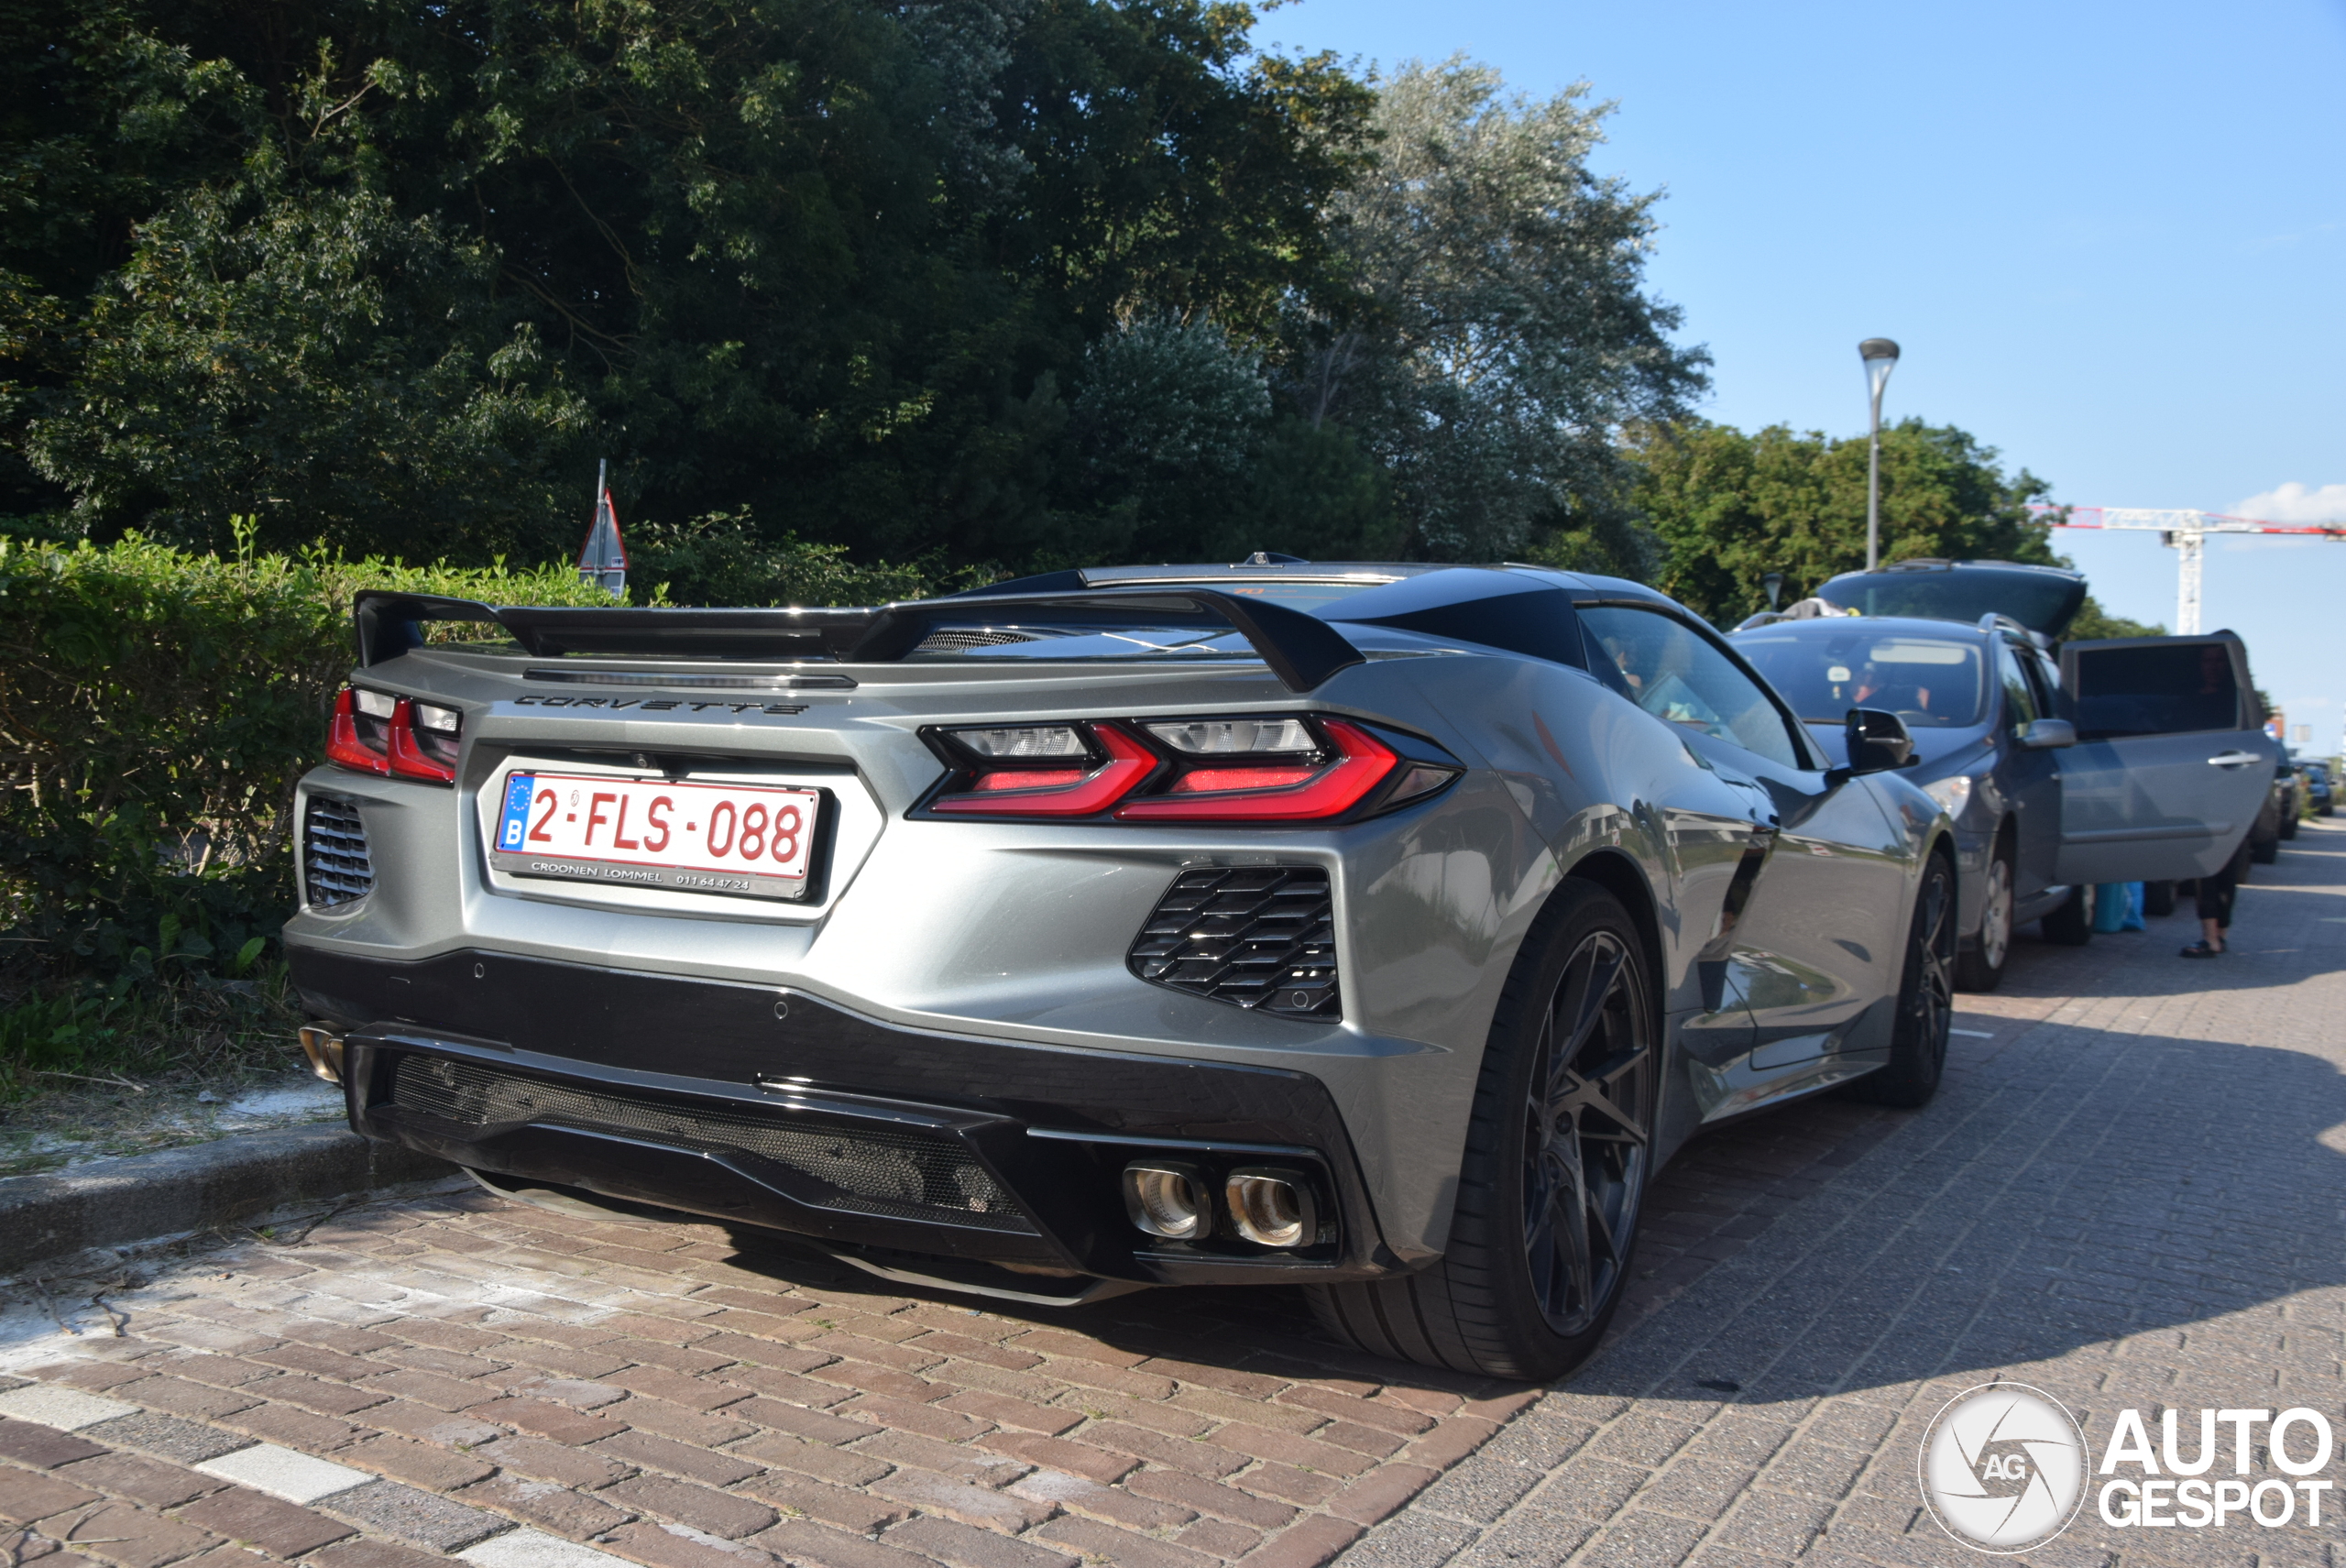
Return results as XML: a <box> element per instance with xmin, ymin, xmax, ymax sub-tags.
<box><xmin>491</xmin><ymin>772</ymin><xmax>821</xmax><ymax>901</ymax></box>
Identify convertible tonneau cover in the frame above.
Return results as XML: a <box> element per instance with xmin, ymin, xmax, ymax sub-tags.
<box><xmin>353</xmin><ymin>587</ymin><xmax>1367</xmax><ymax>693</ymax></box>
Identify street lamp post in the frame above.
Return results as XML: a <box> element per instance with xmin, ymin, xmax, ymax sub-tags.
<box><xmin>1859</xmin><ymin>338</ymin><xmax>1901</xmax><ymax>571</ymax></box>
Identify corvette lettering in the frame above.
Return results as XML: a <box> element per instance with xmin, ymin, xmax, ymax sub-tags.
<box><xmin>512</xmin><ymin>696</ymin><xmax>809</xmax><ymax>715</ymax></box>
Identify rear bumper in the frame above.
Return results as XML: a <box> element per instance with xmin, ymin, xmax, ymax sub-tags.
<box><xmin>291</xmin><ymin>946</ymin><xmax>1404</xmax><ymax>1288</ymax></box>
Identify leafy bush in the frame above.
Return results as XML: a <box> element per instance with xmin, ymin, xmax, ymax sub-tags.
<box><xmin>0</xmin><ymin>525</ymin><xmax>967</xmax><ymax>1094</ymax></box>
<box><xmin>625</xmin><ymin>510</ymin><xmax>997</xmax><ymax>608</ymax></box>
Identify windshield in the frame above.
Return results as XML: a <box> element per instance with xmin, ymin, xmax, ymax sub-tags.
<box><xmin>1735</xmin><ymin>629</ymin><xmax>1989</xmax><ymax>729</ymax></box>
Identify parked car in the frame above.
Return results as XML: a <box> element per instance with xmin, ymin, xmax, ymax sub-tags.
<box><xmin>1738</xmin><ymin>561</ymin><xmax>2279</xmax><ymax>981</ymax></box>
<box><xmin>2304</xmin><ymin>761</ymin><xmax>2334</xmax><ymax>817</ymax></box>
<box><xmin>1732</xmin><ymin>612</ymin><xmax>2076</xmax><ymax>989</ymax></box>
<box><xmin>285</xmin><ymin>562</ymin><xmax>1958</xmax><ymax>1380</ymax></box>
<box><xmin>2258</xmin><ymin>759</ymin><xmax>2299</xmax><ymax>857</ymax></box>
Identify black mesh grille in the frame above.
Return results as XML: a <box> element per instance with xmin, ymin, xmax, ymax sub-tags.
<box><xmin>1128</xmin><ymin>866</ymin><xmax>1338</xmax><ymax>1019</ymax></box>
<box><xmin>303</xmin><ymin>795</ymin><xmax>373</xmax><ymax>909</ymax></box>
<box><xmin>390</xmin><ymin>1056</ymin><xmax>1034</xmax><ymax>1232</ymax></box>
<box><xmin>915</xmin><ymin>629</ymin><xmax>1040</xmax><ymax>652</ymax></box>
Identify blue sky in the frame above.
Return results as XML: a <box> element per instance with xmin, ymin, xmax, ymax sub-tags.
<box><xmin>1264</xmin><ymin>0</ymin><xmax>2346</xmax><ymax>751</ymax></box>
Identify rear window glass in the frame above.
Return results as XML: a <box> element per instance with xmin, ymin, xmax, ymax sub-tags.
<box><xmin>2071</xmin><ymin>643</ymin><xmax>2242</xmax><ymax>738</ymax></box>
<box><xmin>1735</xmin><ymin>630</ymin><xmax>1988</xmax><ymax>728</ymax></box>
<box><xmin>1814</xmin><ymin>569</ymin><xmax>2079</xmax><ymax>633</ymax></box>
<box><xmin>908</xmin><ymin>579</ymin><xmax>1390</xmax><ymax>659</ymax></box>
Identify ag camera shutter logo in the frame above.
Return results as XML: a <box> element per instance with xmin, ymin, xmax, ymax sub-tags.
<box><xmin>1918</xmin><ymin>1383</ymin><xmax>2087</xmax><ymax>1552</ymax></box>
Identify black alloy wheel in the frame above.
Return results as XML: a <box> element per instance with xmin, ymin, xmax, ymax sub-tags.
<box><xmin>1306</xmin><ymin>882</ymin><xmax>1656</xmax><ymax>1380</ymax></box>
<box><xmin>1519</xmin><ymin>929</ymin><xmax>1653</xmax><ymax>1337</ymax></box>
<box><xmin>1853</xmin><ymin>851</ymin><xmax>1956</xmax><ymax>1108</ymax></box>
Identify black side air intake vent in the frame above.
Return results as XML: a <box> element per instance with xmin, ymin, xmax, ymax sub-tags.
<box><xmin>1128</xmin><ymin>866</ymin><xmax>1337</xmax><ymax>1019</ymax></box>
<box><xmin>303</xmin><ymin>795</ymin><xmax>373</xmax><ymax>908</ymax></box>
<box><xmin>389</xmin><ymin>1056</ymin><xmax>1034</xmax><ymax>1233</ymax></box>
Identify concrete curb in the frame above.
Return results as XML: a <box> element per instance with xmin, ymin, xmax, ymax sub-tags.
<box><xmin>0</xmin><ymin>1124</ymin><xmax>454</xmax><ymax>1271</ymax></box>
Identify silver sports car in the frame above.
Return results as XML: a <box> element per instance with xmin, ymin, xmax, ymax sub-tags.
<box><xmin>284</xmin><ymin>561</ymin><xmax>1956</xmax><ymax>1379</ymax></box>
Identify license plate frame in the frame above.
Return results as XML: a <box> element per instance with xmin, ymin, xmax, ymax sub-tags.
<box><xmin>489</xmin><ymin>770</ymin><xmax>827</xmax><ymax>903</ymax></box>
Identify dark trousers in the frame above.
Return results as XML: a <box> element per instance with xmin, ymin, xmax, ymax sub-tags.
<box><xmin>2196</xmin><ymin>852</ymin><xmax>2242</xmax><ymax>928</ymax></box>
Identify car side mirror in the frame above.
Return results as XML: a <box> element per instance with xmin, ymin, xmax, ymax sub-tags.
<box><xmin>2018</xmin><ymin>718</ymin><xmax>2076</xmax><ymax>751</ymax></box>
<box><xmin>1843</xmin><ymin>708</ymin><xmax>1916</xmax><ymax>775</ymax></box>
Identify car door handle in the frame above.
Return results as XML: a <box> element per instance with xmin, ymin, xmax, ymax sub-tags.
<box><xmin>2206</xmin><ymin>751</ymin><xmax>2261</xmax><ymax>768</ymax></box>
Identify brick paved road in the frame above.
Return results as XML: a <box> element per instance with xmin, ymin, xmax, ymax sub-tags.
<box><xmin>5</xmin><ymin>823</ymin><xmax>2344</xmax><ymax>1568</ymax></box>
<box><xmin>1346</xmin><ymin>821</ymin><xmax>2346</xmax><ymax>1568</ymax></box>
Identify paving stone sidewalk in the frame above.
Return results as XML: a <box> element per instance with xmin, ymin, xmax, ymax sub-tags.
<box><xmin>0</xmin><ymin>1150</ymin><xmax>1540</xmax><ymax>1568</ymax></box>
<box><xmin>1343</xmin><ymin>819</ymin><xmax>2346</xmax><ymax>1567</ymax></box>
<box><xmin>6</xmin><ymin>825</ymin><xmax>2342</xmax><ymax>1568</ymax></box>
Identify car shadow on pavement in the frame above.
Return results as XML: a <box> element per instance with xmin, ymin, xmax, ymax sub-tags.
<box><xmin>1561</xmin><ymin>1020</ymin><xmax>2346</xmax><ymax>1410</ymax></box>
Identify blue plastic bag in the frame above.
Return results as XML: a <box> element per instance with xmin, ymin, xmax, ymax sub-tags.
<box><xmin>2091</xmin><ymin>882</ymin><xmax>2146</xmax><ymax>933</ymax></box>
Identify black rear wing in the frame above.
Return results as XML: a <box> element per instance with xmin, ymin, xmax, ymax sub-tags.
<box><xmin>354</xmin><ymin>587</ymin><xmax>1365</xmax><ymax>694</ymax></box>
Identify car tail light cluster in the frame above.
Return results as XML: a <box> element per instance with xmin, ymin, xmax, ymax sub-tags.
<box><xmin>326</xmin><ymin>686</ymin><xmax>462</xmax><ymax>784</ymax></box>
<box><xmin>920</xmin><ymin>715</ymin><xmax>1458</xmax><ymax>822</ymax></box>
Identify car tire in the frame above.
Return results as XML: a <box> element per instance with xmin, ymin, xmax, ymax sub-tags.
<box><xmin>2143</xmin><ymin>881</ymin><xmax>2177</xmax><ymax>918</ymax></box>
<box><xmin>2041</xmin><ymin>884</ymin><xmax>2091</xmax><ymax>946</ymax></box>
<box><xmin>2280</xmin><ymin>812</ymin><xmax>2299</xmax><ymax>841</ymax></box>
<box><xmin>1305</xmin><ymin>881</ymin><xmax>1657</xmax><ymax>1381</ymax></box>
<box><xmin>1849</xmin><ymin>851</ymin><xmax>1956</xmax><ymax>1109</ymax></box>
<box><xmin>1952</xmin><ymin>839</ymin><xmax>2012</xmax><ymax>992</ymax></box>
<box><xmin>2252</xmin><ymin>833</ymin><xmax>2279</xmax><ymax>864</ymax></box>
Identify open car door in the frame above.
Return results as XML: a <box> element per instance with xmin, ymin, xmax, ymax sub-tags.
<box><xmin>2053</xmin><ymin>631</ymin><xmax>2275</xmax><ymax>883</ymax></box>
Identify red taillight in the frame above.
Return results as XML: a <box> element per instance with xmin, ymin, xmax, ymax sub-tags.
<box><xmin>920</xmin><ymin>715</ymin><xmax>1453</xmax><ymax>822</ymax></box>
<box><xmin>387</xmin><ymin>699</ymin><xmax>457</xmax><ymax>783</ymax></box>
<box><xmin>932</xmin><ymin>726</ymin><xmax>1156</xmax><ymax>817</ymax></box>
<box><xmin>324</xmin><ymin>688</ymin><xmax>390</xmax><ymax>776</ymax></box>
<box><xmin>325</xmin><ymin>687</ymin><xmax>461</xmax><ymax>784</ymax></box>
<box><xmin>1116</xmin><ymin>720</ymin><xmax>1398</xmax><ymax>822</ymax></box>
<box><xmin>1168</xmin><ymin>765</ymin><xmax>1321</xmax><ymax>794</ymax></box>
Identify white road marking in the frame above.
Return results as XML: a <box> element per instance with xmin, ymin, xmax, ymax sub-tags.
<box><xmin>1950</xmin><ymin>1028</ymin><xmax>1996</xmax><ymax>1038</ymax></box>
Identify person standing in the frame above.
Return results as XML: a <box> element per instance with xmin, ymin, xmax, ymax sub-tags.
<box><xmin>2180</xmin><ymin>839</ymin><xmax>2248</xmax><ymax>957</ymax></box>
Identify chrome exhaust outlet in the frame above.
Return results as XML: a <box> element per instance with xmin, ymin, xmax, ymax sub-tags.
<box><xmin>298</xmin><ymin>1025</ymin><xmax>345</xmax><ymax>1085</ymax></box>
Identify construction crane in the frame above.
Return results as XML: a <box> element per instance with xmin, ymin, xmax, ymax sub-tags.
<box><xmin>2030</xmin><ymin>505</ymin><xmax>2346</xmax><ymax>635</ymax></box>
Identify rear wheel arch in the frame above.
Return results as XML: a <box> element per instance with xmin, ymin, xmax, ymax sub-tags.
<box><xmin>1554</xmin><ymin>848</ymin><xmax>1665</xmax><ymax>1002</ymax></box>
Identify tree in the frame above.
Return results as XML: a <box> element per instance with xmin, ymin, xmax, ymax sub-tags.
<box><xmin>1633</xmin><ymin>418</ymin><xmax>2064</xmax><ymax>628</ymax></box>
<box><xmin>2065</xmin><ymin>599</ymin><xmax>2164</xmax><ymax>641</ymax></box>
<box><xmin>1</xmin><ymin>0</ymin><xmax>1375</xmax><ymax>571</ymax></box>
<box><xmin>1054</xmin><ymin>312</ymin><xmax>1401</xmax><ymax>565</ymax></box>
<box><xmin>1296</xmin><ymin>58</ymin><xmax>1706</xmax><ymax>565</ymax></box>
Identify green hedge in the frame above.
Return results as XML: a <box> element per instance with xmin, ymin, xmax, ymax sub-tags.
<box><xmin>0</xmin><ymin>521</ymin><xmax>970</xmax><ymax>973</ymax></box>
<box><xmin>0</xmin><ymin>532</ymin><xmax>634</xmax><ymax>974</ymax></box>
<box><xmin>0</xmin><ymin>523</ymin><xmax>972</xmax><ymax>1093</ymax></box>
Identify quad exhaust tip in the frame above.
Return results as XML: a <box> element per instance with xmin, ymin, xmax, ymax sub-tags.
<box><xmin>1122</xmin><ymin>1161</ymin><xmax>1316</xmax><ymax>1250</ymax></box>
<box><xmin>1124</xmin><ymin>1163</ymin><xmax>1211</xmax><ymax>1239</ymax></box>
<box><xmin>298</xmin><ymin>1025</ymin><xmax>345</xmax><ymax>1086</ymax></box>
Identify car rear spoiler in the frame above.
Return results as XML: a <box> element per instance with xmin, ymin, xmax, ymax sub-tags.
<box><xmin>353</xmin><ymin>587</ymin><xmax>1365</xmax><ymax>694</ymax></box>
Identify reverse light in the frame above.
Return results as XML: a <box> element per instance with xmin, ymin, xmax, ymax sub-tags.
<box><xmin>1145</xmin><ymin>718</ymin><xmax>1317</xmax><ymax>755</ymax></box>
<box><xmin>325</xmin><ymin>688</ymin><xmax>462</xmax><ymax>784</ymax></box>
